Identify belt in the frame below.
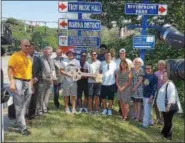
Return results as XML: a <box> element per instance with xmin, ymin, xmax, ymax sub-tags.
<box><xmin>14</xmin><ymin>77</ymin><xmax>31</xmax><ymax>82</ymax></box>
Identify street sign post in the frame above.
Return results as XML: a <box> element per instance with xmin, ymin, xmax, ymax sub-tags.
<box><xmin>58</xmin><ymin>1</ymin><xmax>102</xmax><ymax>14</ymax></box>
<box><xmin>133</xmin><ymin>35</ymin><xmax>155</xmax><ymax>49</ymax></box>
<box><xmin>59</xmin><ymin>19</ymin><xmax>101</xmax><ymax>30</ymax></box>
<box><xmin>125</xmin><ymin>3</ymin><xmax>167</xmax><ymax>15</ymax></box>
<box><xmin>59</xmin><ymin>35</ymin><xmax>101</xmax><ymax>47</ymax></box>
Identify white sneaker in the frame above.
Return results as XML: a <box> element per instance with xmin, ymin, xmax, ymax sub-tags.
<box><xmin>79</xmin><ymin>108</ymin><xmax>83</xmax><ymax>113</ymax></box>
<box><xmin>102</xmin><ymin>109</ymin><xmax>107</xmax><ymax>115</ymax></box>
<box><xmin>83</xmin><ymin>108</ymin><xmax>88</xmax><ymax>113</ymax></box>
<box><xmin>65</xmin><ymin>108</ymin><xmax>71</xmax><ymax>114</ymax></box>
<box><xmin>95</xmin><ymin>110</ymin><xmax>99</xmax><ymax>115</ymax></box>
<box><xmin>72</xmin><ymin>109</ymin><xmax>77</xmax><ymax>114</ymax></box>
<box><xmin>107</xmin><ymin>109</ymin><xmax>112</xmax><ymax>116</ymax></box>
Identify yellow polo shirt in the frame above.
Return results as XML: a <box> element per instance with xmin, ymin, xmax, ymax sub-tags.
<box><xmin>8</xmin><ymin>51</ymin><xmax>32</xmax><ymax>80</ymax></box>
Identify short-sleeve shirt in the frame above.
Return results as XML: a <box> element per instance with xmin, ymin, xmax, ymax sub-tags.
<box><xmin>84</xmin><ymin>59</ymin><xmax>101</xmax><ymax>83</ymax></box>
<box><xmin>100</xmin><ymin>60</ymin><xmax>117</xmax><ymax>85</ymax></box>
<box><xmin>8</xmin><ymin>51</ymin><xmax>32</xmax><ymax>80</ymax></box>
<box><xmin>116</xmin><ymin>58</ymin><xmax>134</xmax><ymax>71</ymax></box>
<box><xmin>154</xmin><ymin>70</ymin><xmax>165</xmax><ymax>90</ymax></box>
<box><xmin>61</xmin><ymin>58</ymin><xmax>80</xmax><ymax>82</ymax></box>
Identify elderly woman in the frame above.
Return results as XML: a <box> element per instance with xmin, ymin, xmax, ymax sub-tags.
<box><xmin>154</xmin><ymin>60</ymin><xmax>167</xmax><ymax>124</ymax></box>
<box><xmin>157</xmin><ymin>71</ymin><xmax>183</xmax><ymax>140</ymax></box>
<box><xmin>131</xmin><ymin>57</ymin><xmax>144</xmax><ymax>121</ymax></box>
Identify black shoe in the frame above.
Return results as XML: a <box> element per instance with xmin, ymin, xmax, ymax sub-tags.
<box><xmin>118</xmin><ymin>108</ymin><xmax>122</xmax><ymax>114</ymax></box>
<box><xmin>165</xmin><ymin>136</ymin><xmax>172</xmax><ymax>140</ymax></box>
<box><xmin>21</xmin><ymin>129</ymin><xmax>31</xmax><ymax>136</ymax></box>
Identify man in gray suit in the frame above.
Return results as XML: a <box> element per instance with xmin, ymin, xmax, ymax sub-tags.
<box><xmin>35</xmin><ymin>46</ymin><xmax>57</xmax><ymax>116</ymax></box>
<box><xmin>27</xmin><ymin>44</ymin><xmax>42</xmax><ymax>119</ymax></box>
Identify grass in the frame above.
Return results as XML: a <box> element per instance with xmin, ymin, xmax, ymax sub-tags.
<box><xmin>4</xmin><ymin>95</ymin><xmax>184</xmax><ymax>142</ymax></box>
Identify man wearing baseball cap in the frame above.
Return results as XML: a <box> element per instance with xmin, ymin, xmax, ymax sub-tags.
<box><xmin>115</xmin><ymin>48</ymin><xmax>134</xmax><ymax>114</ymax></box>
<box><xmin>60</xmin><ymin>49</ymin><xmax>80</xmax><ymax>114</ymax></box>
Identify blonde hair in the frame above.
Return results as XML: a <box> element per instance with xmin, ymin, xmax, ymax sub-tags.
<box><xmin>133</xmin><ymin>57</ymin><xmax>144</xmax><ymax>67</ymax></box>
<box><xmin>158</xmin><ymin>60</ymin><xmax>166</xmax><ymax>66</ymax></box>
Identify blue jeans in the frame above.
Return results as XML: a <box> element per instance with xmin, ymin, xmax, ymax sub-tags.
<box><xmin>143</xmin><ymin>97</ymin><xmax>154</xmax><ymax>127</ymax></box>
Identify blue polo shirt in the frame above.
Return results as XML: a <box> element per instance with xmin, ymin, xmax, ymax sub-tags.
<box><xmin>143</xmin><ymin>73</ymin><xmax>158</xmax><ymax>98</ymax></box>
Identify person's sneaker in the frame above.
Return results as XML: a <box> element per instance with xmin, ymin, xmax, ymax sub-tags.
<box><xmin>65</xmin><ymin>108</ymin><xmax>71</xmax><ymax>114</ymax></box>
<box><xmin>94</xmin><ymin>110</ymin><xmax>99</xmax><ymax>115</ymax></box>
<box><xmin>107</xmin><ymin>109</ymin><xmax>112</xmax><ymax>116</ymax></box>
<box><xmin>72</xmin><ymin>109</ymin><xmax>77</xmax><ymax>114</ymax></box>
<box><xmin>21</xmin><ymin>129</ymin><xmax>31</xmax><ymax>136</ymax></box>
<box><xmin>102</xmin><ymin>109</ymin><xmax>107</xmax><ymax>115</ymax></box>
<box><xmin>83</xmin><ymin>108</ymin><xmax>88</xmax><ymax>113</ymax></box>
<box><xmin>78</xmin><ymin>108</ymin><xmax>83</xmax><ymax>113</ymax></box>
<box><xmin>89</xmin><ymin>110</ymin><xmax>93</xmax><ymax>115</ymax></box>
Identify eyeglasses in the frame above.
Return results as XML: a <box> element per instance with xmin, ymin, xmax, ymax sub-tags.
<box><xmin>24</xmin><ymin>45</ymin><xmax>31</xmax><ymax>47</ymax></box>
<box><xmin>145</xmin><ymin>68</ymin><xmax>151</xmax><ymax>70</ymax></box>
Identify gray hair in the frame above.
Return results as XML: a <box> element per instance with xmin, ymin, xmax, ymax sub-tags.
<box><xmin>158</xmin><ymin>60</ymin><xmax>166</xmax><ymax>65</ymax></box>
<box><xmin>133</xmin><ymin>57</ymin><xmax>144</xmax><ymax>67</ymax></box>
<box><xmin>43</xmin><ymin>46</ymin><xmax>53</xmax><ymax>51</ymax></box>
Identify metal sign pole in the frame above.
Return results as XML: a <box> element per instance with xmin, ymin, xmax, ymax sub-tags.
<box><xmin>140</xmin><ymin>0</ymin><xmax>148</xmax><ymax>62</ymax></box>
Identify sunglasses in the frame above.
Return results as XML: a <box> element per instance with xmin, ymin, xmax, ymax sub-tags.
<box><xmin>145</xmin><ymin>68</ymin><xmax>151</xmax><ymax>70</ymax></box>
<box><xmin>82</xmin><ymin>55</ymin><xmax>86</xmax><ymax>57</ymax></box>
<box><xmin>24</xmin><ymin>44</ymin><xmax>31</xmax><ymax>47</ymax></box>
<box><xmin>107</xmin><ymin>64</ymin><xmax>109</xmax><ymax>70</ymax></box>
<box><xmin>92</xmin><ymin>54</ymin><xmax>97</xmax><ymax>56</ymax></box>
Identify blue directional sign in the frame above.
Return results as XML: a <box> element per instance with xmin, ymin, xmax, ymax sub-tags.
<box><xmin>133</xmin><ymin>35</ymin><xmax>155</xmax><ymax>49</ymax></box>
<box><xmin>59</xmin><ymin>1</ymin><xmax>102</xmax><ymax>14</ymax></box>
<box><xmin>59</xmin><ymin>19</ymin><xmax>101</xmax><ymax>31</ymax></box>
<box><xmin>59</xmin><ymin>35</ymin><xmax>101</xmax><ymax>47</ymax></box>
<box><xmin>125</xmin><ymin>3</ymin><xmax>167</xmax><ymax>15</ymax></box>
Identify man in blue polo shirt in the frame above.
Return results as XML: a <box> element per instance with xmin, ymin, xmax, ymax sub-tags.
<box><xmin>143</xmin><ymin>64</ymin><xmax>158</xmax><ymax>128</ymax></box>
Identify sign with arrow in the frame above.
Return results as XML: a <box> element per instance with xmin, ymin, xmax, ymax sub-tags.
<box><xmin>125</xmin><ymin>3</ymin><xmax>167</xmax><ymax>15</ymax></box>
<box><xmin>58</xmin><ymin>19</ymin><xmax>101</xmax><ymax>30</ymax></box>
<box><xmin>58</xmin><ymin>1</ymin><xmax>102</xmax><ymax>14</ymax></box>
<box><xmin>59</xmin><ymin>35</ymin><xmax>101</xmax><ymax>47</ymax></box>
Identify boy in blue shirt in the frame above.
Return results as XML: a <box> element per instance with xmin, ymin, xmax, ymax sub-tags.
<box><xmin>143</xmin><ymin>64</ymin><xmax>158</xmax><ymax>128</ymax></box>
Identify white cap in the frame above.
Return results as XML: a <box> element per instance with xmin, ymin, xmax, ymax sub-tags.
<box><xmin>119</xmin><ymin>48</ymin><xmax>126</xmax><ymax>53</ymax></box>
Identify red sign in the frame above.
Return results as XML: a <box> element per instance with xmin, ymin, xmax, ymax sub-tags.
<box><xmin>159</xmin><ymin>6</ymin><xmax>166</xmax><ymax>13</ymax></box>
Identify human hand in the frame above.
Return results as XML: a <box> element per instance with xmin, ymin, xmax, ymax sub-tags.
<box><xmin>148</xmin><ymin>96</ymin><xmax>153</xmax><ymax>104</ymax></box>
<box><xmin>9</xmin><ymin>80</ymin><xmax>16</xmax><ymax>92</ymax></box>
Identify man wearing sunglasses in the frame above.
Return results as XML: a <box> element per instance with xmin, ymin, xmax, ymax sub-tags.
<box><xmin>84</xmin><ymin>51</ymin><xmax>101</xmax><ymax>114</ymax></box>
<box><xmin>8</xmin><ymin>39</ymin><xmax>32</xmax><ymax>135</ymax></box>
<box><xmin>142</xmin><ymin>64</ymin><xmax>158</xmax><ymax>128</ymax></box>
<box><xmin>77</xmin><ymin>52</ymin><xmax>89</xmax><ymax>113</ymax></box>
<box><xmin>100</xmin><ymin>51</ymin><xmax>117</xmax><ymax>115</ymax></box>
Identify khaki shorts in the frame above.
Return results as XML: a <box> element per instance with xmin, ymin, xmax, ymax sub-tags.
<box><xmin>62</xmin><ymin>79</ymin><xmax>77</xmax><ymax>96</ymax></box>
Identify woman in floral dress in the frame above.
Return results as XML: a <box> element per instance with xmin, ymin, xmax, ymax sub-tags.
<box><xmin>131</xmin><ymin>57</ymin><xmax>144</xmax><ymax>121</ymax></box>
<box><xmin>116</xmin><ymin>59</ymin><xmax>132</xmax><ymax>120</ymax></box>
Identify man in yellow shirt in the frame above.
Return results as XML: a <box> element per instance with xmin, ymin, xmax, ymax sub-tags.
<box><xmin>8</xmin><ymin>39</ymin><xmax>32</xmax><ymax>136</ymax></box>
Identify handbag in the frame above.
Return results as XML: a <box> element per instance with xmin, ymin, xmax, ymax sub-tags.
<box><xmin>165</xmin><ymin>82</ymin><xmax>179</xmax><ymax>112</ymax></box>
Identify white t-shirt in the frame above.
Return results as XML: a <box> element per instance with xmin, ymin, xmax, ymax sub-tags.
<box><xmin>84</xmin><ymin>59</ymin><xmax>101</xmax><ymax>83</ymax></box>
<box><xmin>115</xmin><ymin>58</ymin><xmax>134</xmax><ymax>71</ymax></box>
<box><xmin>61</xmin><ymin>58</ymin><xmax>80</xmax><ymax>82</ymax></box>
<box><xmin>100</xmin><ymin>60</ymin><xmax>117</xmax><ymax>86</ymax></box>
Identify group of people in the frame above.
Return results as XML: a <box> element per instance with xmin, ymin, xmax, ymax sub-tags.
<box><xmin>7</xmin><ymin>39</ymin><xmax>182</xmax><ymax>140</ymax></box>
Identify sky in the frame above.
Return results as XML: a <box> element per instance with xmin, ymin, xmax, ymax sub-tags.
<box><xmin>2</xmin><ymin>1</ymin><xmax>81</xmax><ymax>28</ymax></box>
